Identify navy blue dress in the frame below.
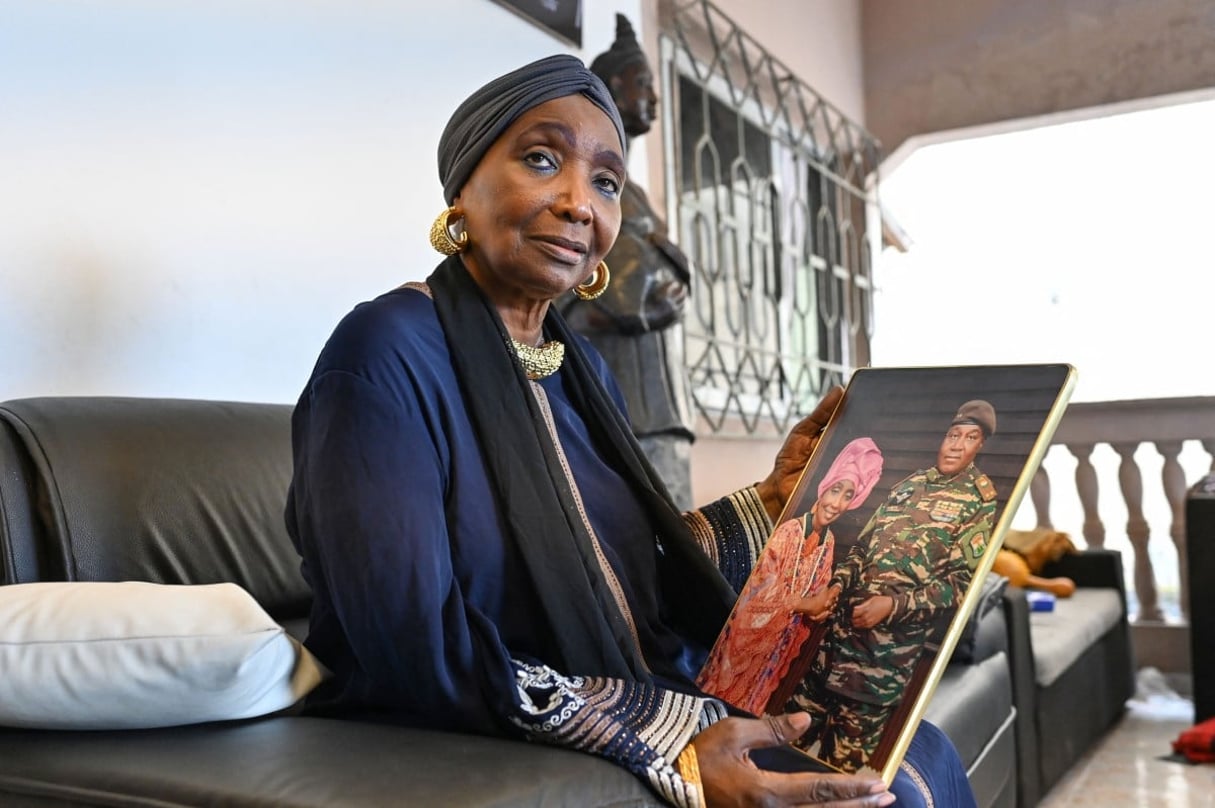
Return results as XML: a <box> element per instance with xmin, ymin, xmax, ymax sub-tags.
<box><xmin>286</xmin><ymin>285</ymin><xmax>973</xmax><ymax>808</ymax></box>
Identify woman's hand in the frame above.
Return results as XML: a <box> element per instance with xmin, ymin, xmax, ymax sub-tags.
<box><xmin>757</xmin><ymin>387</ymin><xmax>845</xmax><ymax>523</ymax></box>
<box><xmin>792</xmin><ymin>584</ymin><xmax>841</xmax><ymax>621</ymax></box>
<box><xmin>694</xmin><ymin>712</ymin><xmax>894</xmax><ymax>807</ymax></box>
<box><xmin>850</xmin><ymin>596</ymin><xmax>894</xmax><ymax>629</ymax></box>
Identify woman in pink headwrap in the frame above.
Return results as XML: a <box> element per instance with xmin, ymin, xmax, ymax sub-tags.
<box><xmin>696</xmin><ymin>437</ymin><xmax>884</xmax><ymax>716</ymax></box>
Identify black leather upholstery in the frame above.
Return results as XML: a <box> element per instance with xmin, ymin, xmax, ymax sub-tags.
<box><xmin>0</xmin><ymin>397</ymin><xmax>309</xmax><ymax>620</ymax></box>
<box><xmin>926</xmin><ymin>598</ymin><xmax>1017</xmax><ymax>808</ymax></box>
<box><xmin>929</xmin><ymin>622</ymin><xmax>1014</xmax><ymax>771</ymax></box>
<box><xmin>1007</xmin><ymin>550</ymin><xmax>1134</xmax><ymax>806</ymax></box>
<box><xmin>0</xmin><ymin>718</ymin><xmax>661</xmax><ymax>807</ymax></box>
<box><xmin>0</xmin><ymin>416</ymin><xmax>48</xmax><ymax>585</ymax></box>
<box><xmin>1188</xmin><ymin>477</ymin><xmax>1215</xmax><ymax>723</ymax></box>
<box><xmin>951</xmin><ymin>573</ymin><xmax>1010</xmax><ymax>665</ymax></box>
<box><xmin>0</xmin><ymin>396</ymin><xmax>1024</xmax><ymax>807</ymax></box>
<box><xmin>1003</xmin><ymin>588</ymin><xmax>1040</xmax><ymax>807</ymax></box>
<box><xmin>925</xmin><ymin>648</ymin><xmax>1016</xmax><ymax>808</ymax></box>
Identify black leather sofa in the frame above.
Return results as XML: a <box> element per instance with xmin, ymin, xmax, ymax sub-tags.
<box><xmin>1003</xmin><ymin>549</ymin><xmax>1135</xmax><ymax>807</ymax></box>
<box><xmin>0</xmin><ymin>395</ymin><xmax>1090</xmax><ymax>807</ymax></box>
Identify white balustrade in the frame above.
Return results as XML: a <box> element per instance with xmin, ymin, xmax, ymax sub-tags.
<box><xmin>1024</xmin><ymin>397</ymin><xmax>1215</xmax><ymax>626</ymax></box>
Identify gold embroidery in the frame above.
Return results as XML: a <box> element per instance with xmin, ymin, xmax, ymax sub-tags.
<box><xmin>899</xmin><ymin>759</ymin><xmax>935</xmax><ymax>808</ymax></box>
<box><xmin>676</xmin><ymin>743</ymin><xmax>705</xmax><ymax>808</ymax></box>
<box><xmin>397</xmin><ymin>280</ymin><xmax>432</xmax><ymax>296</ymax></box>
<box><xmin>528</xmin><ymin>382</ymin><xmax>650</xmax><ymax>674</ymax></box>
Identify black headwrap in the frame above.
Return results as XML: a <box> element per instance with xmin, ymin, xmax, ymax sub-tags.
<box><xmin>427</xmin><ymin>256</ymin><xmax>737</xmax><ymax>682</ymax></box>
<box><xmin>437</xmin><ymin>54</ymin><xmax>626</xmax><ymax>205</ymax></box>
<box><xmin>589</xmin><ymin>14</ymin><xmax>648</xmax><ymax>86</ymax></box>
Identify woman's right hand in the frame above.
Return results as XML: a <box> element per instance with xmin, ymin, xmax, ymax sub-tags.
<box><xmin>793</xmin><ymin>584</ymin><xmax>841</xmax><ymax>621</ymax></box>
<box><xmin>693</xmin><ymin>713</ymin><xmax>894</xmax><ymax>807</ymax></box>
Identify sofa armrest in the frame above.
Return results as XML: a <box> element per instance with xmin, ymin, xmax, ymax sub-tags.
<box><xmin>1041</xmin><ymin>548</ymin><xmax>1128</xmax><ymax>606</ymax></box>
<box><xmin>1002</xmin><ymin>586</ymin><xmax>1041</xmax><ymax>808</ymax></box>
<box><xmin>1041</xmin><ymin>548</ymin><xmax>1125</xmax><ymax>589</ymax></box>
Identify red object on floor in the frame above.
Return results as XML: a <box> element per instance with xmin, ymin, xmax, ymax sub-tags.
<box><xmin>1172</xmin><ymin>716</ymin><xmax>1215</xmax><ymax>763</ymax></box>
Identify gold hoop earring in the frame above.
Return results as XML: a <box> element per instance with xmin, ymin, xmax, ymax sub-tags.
<box><xmin>573</xmin><ymin>261</ymin><xmax>610</xmax><ymax>300</ymax></box>
<box><xmin>429</xmin><ymin>207</ymin><xmax>468</xmax><ymax>255</ymax></box>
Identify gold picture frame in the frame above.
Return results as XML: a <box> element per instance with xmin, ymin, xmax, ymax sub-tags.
<box><xmin>697</xmin><ymin>363</ymin><xmax>1077</xmax><ymax>782</ymax></box>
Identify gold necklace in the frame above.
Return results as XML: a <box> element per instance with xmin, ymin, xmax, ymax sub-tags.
<box><xmin>510</xmin><ymin>337</ymin><xmax>565</xmax><ymax>380</ymax></box>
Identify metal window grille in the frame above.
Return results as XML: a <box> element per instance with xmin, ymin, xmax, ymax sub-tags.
<box><xmin>658</xmin><ymin>0</ymin><xmax>882</xmax><ymax>436</ymax></box>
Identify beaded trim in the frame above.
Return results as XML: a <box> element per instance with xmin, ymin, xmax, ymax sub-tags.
<box><xmin>528</xmin><ymin>381</ymin><xmax>648</xmax><ymax>671</ymax></box>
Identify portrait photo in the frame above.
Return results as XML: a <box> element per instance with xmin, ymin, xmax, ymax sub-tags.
<box><xmin>698</xmin><ymin>363</ymin><xmax>1076</xmax><ymax>779</ymax></box>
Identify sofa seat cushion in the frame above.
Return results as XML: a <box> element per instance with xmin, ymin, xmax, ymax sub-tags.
<box><xmin>0</xmin><ymin>717</ymin><xmax>662</xmax><ymax>807</ymax></box>
<box><xmin>1029</xmin><ymin>588</ymin><xmax>1123</xmax><ymax>687</ymax></box>
<box><xmin>924</xmin><ymin>649</ymin><xmax>1014</xmax><ymax>773</ymax></box>
<box><xmin>0</xmin><ymin>581</ymin><xmax>326</xmax><ymax>730</ymax></box>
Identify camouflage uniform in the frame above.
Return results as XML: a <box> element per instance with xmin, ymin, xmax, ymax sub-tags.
<box><xmin>790</xmin><ymin>462</ymin><xmax>997</xmax><ymax>771</ymax></box>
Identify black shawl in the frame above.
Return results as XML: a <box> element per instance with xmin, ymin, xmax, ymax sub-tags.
<box><xmin>427</xmin><ymin>256</ymin><xmax>737</xmax><ymax>682</ymax></box>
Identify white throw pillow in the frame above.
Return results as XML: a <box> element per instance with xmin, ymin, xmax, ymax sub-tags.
<box><xmin>0</xmin><ymin>581</ymin><xmax>328</xmax><ymax>730</ymax></box>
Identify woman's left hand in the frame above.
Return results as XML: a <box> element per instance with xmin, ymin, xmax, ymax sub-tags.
<box><xmin>693</xmin><ymin>712</ymin><xmax>894</xmax><ymax>808</ymax></box>
<box><xmin>756</xmin><ymin>386</ymin><xmax>844</xmax><ymax>523</ymax></box>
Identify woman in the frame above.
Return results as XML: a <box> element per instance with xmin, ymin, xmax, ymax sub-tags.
<box><xmin>286</xmin><ymin>54</ymin><xmax>971</xmax><ymax>808</ymax></box>
<box><xmin>697</xmin><ymin>438</ymin><xmax>884</xmax><ymax>716</ymax></box>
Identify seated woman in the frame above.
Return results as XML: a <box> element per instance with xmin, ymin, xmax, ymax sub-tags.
<box><xmin>285</xmin><ymin>54</ymin><xmax>975</xmax><ymax>808</ymax></box>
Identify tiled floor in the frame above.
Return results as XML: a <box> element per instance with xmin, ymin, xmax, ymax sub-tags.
<box><xmin>1038</xmin><ymin>671</ymin><xmax>1215</xmax><ymax>807</ymax></box>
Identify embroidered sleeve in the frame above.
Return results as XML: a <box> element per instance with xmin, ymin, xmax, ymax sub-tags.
<box><xmin>683</xmin><ymin>485</ymin><xmax>773</xmax><ymax>591</ymax></box>
<box><xmin>509</xmin><ymin>660</ymin><xmax>727</xmax><ymax>808</ymax></box>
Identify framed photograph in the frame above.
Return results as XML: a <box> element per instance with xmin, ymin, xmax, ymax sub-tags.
<box><xmin>491</xmin><ymin>0</ymin><xmax>582</xmax><ymax>48</ymax></box>
<box><xmin>697</xmin><ymin>363</ymin><xmax>1076</xmax><ymax>781</ymax></box>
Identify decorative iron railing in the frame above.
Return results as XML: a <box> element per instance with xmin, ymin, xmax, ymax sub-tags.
<box><xmin>657</xmin><ymin>0</ymin><xmax>882</xmax><ymax>436</ymax></box>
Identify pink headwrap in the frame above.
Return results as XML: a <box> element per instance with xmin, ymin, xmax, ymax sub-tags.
<box><xmin>816</xmin><ymin>436</ymin><xmax>884</xmax><ymax>510</ymax></box>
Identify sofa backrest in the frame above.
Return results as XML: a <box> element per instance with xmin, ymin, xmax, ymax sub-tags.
<box><xmin>0</xmin><ymin>397</ymin><xmax>311</xmax><ymax>625</ymax></box>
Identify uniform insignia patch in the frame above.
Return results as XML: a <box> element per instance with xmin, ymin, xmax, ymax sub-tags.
<box><xmin>975</xmin><ymin>474</ymin><xmax>996</xmax><ymax>502</ymax></box>
<box><xmin>970</xmin><ymin>531</ymin><xmax>987</xmax><ymax>557</ymax></box>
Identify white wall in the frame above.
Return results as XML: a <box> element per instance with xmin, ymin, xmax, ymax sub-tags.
<box><xmin>1</xmin><ymin>0</ymin><xmax>867</xmax><ymax>509</ymax></box>
<box><xmin>1</xmin><ymin>0</ymin><xmax>638</xmax><ymax>403</ymax></box>
<box><xmin>716</xmin><ymin>0</ymin><xmax>865</xmax><ymax>123</ymax></box>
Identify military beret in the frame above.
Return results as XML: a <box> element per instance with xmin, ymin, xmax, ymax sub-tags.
<box><xmin>951</xmin><ymin>399</ymin><xmax>997</xmax><ymax>438</ymax></box>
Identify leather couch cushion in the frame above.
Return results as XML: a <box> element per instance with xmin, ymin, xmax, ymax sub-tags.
<box><xmin>1029</xmin><ymin>588</ymin><xmax>1123</xmax><ymax>687</ymax></box>
<box><xmin>0</xmin><ymin>398</ymin><xmax>309</xmax><ymax>621</ymax></box>
<box><xmin>0</xmin><ymin>717</ymin><xmax>663</xmax><ymax>807</ymax></box>
<box><xmin>924</xmin><ymin>649</ymin><xmax>1014</xmax><ymax>772</ymax></box>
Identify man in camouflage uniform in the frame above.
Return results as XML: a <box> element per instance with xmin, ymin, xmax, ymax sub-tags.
<box><xmin>789</xmin><ymin>400</ymin><xmax>999</xmax><ymax>772</ymax></box>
